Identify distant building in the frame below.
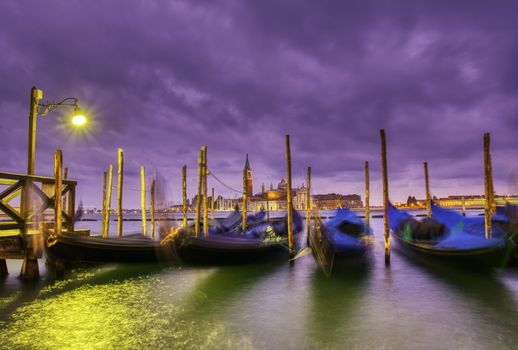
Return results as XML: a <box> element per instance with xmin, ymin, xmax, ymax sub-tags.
<box><xmin>169</xmin><ymin>155</ymin><xmax>363</xmax><ymax>212</ymax></box>
<box><xmin>244</xmin><ymin>154</ymin><xmax>253</xmax><ymax>196</ymax></box>
<box><xmin>312</xmin><ymin>193</ymin><xmax>363</xmax><ymax>210</ymax></box>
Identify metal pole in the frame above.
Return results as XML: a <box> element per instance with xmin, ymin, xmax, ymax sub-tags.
<box><xmin>380</xmin><ymin>129</ymin><xmax>390</xmax><ymax>265</ymax></box>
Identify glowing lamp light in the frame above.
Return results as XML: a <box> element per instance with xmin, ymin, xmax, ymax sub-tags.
<box><xmin>72</xmin><ymin>108</ymin><xmax>87</xmax><ymax>126</ymax></box>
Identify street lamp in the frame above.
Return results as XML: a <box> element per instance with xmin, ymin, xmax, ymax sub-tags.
<box><xmin>27</xmin><ymin>86</ymin><xmax>87</xmax><ymax>175</ymax></box>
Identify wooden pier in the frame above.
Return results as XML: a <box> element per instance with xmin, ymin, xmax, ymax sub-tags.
<box><xmin>0</xmin><ymin>171</ymin><xmax>86</xmax><ymax>280</ymax></box>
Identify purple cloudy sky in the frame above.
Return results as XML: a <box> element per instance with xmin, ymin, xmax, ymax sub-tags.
<box><xmin>1</xmin><ymin>1</ymin><xmax>517</xmax><ymax>208</ymax></box>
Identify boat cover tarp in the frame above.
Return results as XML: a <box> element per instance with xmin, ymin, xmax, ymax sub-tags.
<box><xmin>389</xmin><ymin>203</ymin><xmax>506</xmax><ymax>251</ymax></box>
<box><xmin>431</xmin><ymin>204</ymin><xmax>509</xmax><ymax>238</ymax></box>
<box><xmin>324</xmin><ymin>208</ymin><xmax>372</xmax><ymax>252</ymax></box>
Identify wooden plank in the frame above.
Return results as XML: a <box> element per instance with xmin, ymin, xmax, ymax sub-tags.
<box><xmin>0</xmin><ymin>202</ymin><xmax>24</xmax><ymax>224</ymax></box>
<box><xmin>0</xmin><ymin>222</ymin><xmax>24</xmax><ymax>231</ymax></box>
<box><xmin>0</xmin><ymin>172</ymin><xmax>76</xmax><ymax>185</ymax></box>
<box><xmin>0</xmin><ymin>180</ymin><xmax>23</xmax><ymax>201</ymax></box>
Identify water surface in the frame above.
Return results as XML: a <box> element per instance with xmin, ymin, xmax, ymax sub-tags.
<box><xmin>1</xmin><ymin>210</ymin><xmax>518</xmax><ymax>349</ymax></box>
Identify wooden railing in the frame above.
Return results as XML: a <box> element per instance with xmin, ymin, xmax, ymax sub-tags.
<box><xmin>0</xmin><ymin>172</ymin><xmax>76</xmax><ymax>234</ymax></box>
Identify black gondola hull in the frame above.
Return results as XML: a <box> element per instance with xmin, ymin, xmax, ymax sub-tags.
<box><xmin>392</xmin><ymin>233</ymin><xmax>510</xmax><ymax>269</ymax></box>
<box><xmin>173</xmin><ymin>236</ymin><xmax>289</xmax><ymax>265</ymax></box>
<box><xmin>46</xmin><ymin>234</ymin><xmax>162</xmax><ymax>263</ymax></box>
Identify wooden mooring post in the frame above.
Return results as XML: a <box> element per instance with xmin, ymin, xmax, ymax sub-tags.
<box><xmin>182</xmin><ymin>165</ymin><xmax>188</xmax><ymax>228</ymax></box>
<box><xmin>141</xmin><ymin>166</ymin><xmax>147</xmax><ymax>236</ymax></box>
<box><xmin>380</xmin><ymin>129</ymin><xmax>390</xmax><ymax>265</ymax></box>
<box><xmin>484</xmin><ymin>132</ymin><xmax>495</xmax><ymax>239</ymax></box>
<box><xmin>150</xmin><ymin>178</ymin><xmax>156</xmax><ymax>240</ymax></box>
<box><xmin>54</xmin><ymin>150</ymin><xmax>63</xmax><ymax>236</ymax></box>
<box><xmin>365</xmin><ymin>161</ymin><xmax>370</xmax><ymax>231</ymax></box>
<box><xmin>104</xmin><ymin>164</ymin><xmax>113</xmax><ymax>237</ymax></box>
<box><xmin>242</xmin><ymin>169</ymin><xmax>248</xmax><ymax>232</ymax></box>
<box><xmin>306</xmin><ymin>166</ymin><xmax>311</xmax><ymax>244</ymax></box>
<box><xmin>211</xmin><ymin>187</ymin><xmax>215</xmax><ymax>220</ymax></box>
<box><xmin>424</xmin><ymin>161</ymin><xmax>431</xmax><ymax>218</ymax></box>
<box><xmin>203</xmin><ymin>147</ymin><xmax>209</xmax><ymax>238</ymax></box>
<box><xmin>195</xmin><ymin>147</ymin><xmax>204</xmax><ymax>237</ymax></box>
<box><xmin>63</xmin><ymin>167</ymin><xmax>68</xmax><ymax>209</ymax></box>
<box><xmin>462</xmin><ymin>196</ymin><xmax>466</xmax><ymax>216</ymax></box>
<box><xmin>102</xmin><ymin>171</ymin><xmax>107</xmax><ymax>237</ymax></box>
<box><xmin>286</xmin><ymin>135</ymin><xmax>294</xmax><ymax>260</ymax></box>
<box><xmin>117</xmin><ymin>148</ymin><xmax>124</xmax><ymax>237</ymax></box>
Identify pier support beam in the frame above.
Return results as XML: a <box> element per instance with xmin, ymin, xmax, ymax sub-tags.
<box><xmin>0</xmin><ymin>259</ymin><xmax>7</xmax><ymax>277</ymax></box>
<box><xmin>21</xmin><ymin>258</ymin><xmax>39</xmax><ymax>280</ymax></box>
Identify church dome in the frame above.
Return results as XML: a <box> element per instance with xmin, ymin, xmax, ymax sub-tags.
<box><xmin>277</xmin><ymin>177</ymin><xmax>287</xmax><ymax>191</ymax></box>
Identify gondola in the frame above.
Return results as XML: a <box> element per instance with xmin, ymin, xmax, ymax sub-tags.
<box><xmin>431</xmin><ymin>203</ymin><xmax>509</xmax><ymax>238</ymax></box>
<box><xmin>46</xmin><ymin>233</ymin><xmax>162</xmax><ymax>263</ymax></box>
<box><xmin>309</xmin><ymin>208</ymin><xmax>374</xmax><ymax>275</ymax></box>
<box><xmin>164</xmin><ymin>209</ymin><xmax>303</xmax><ymax>265</ymax></box>
<box><xmin>431</xmin><ymin>203</ymin><xmax>518</xmax><ymax>265</ymax></box>
<box><xmin>389</xmin><ymin>203</ymin><xmax>508</xmax><ymax>268</ymax></box>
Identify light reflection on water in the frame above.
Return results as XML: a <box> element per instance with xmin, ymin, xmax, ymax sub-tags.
<box><xmin>1</xmin><ymin>211</ymin><xmax>518</xmax><ymax>349</ymax></box>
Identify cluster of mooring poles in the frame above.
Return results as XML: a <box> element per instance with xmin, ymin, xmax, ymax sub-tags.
<box><xmin>99</xmin><ymin>148</ymin><xmax>157</xmax><ymax>239</ymax></box>
<box><xmin>2</xmin><ymin>125</ymin><xmax>499</xmax><ymax>280</ymax></box>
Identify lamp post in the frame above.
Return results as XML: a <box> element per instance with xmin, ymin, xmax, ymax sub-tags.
<box><xmin>27</xmin><ymin>86</ymin><xmax>86</xmax><ymax>175</ymax></box>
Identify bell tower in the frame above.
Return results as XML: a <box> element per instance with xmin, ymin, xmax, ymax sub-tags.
<box><xmin>244</xmin><ymin>154</ymin><xmax>253</xmax><ymax>195</ymax></box>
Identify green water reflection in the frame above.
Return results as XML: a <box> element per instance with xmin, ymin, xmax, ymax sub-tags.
<box><xmin>1</xmin><ymin>214</ymin><xmax>518</xmax><ymax>349</ymax></box>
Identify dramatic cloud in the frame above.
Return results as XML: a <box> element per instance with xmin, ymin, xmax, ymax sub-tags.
<box><xmin>1</xmin><ymin>0</ymin><xmax>517</xmax><ymax>208</ymax></box>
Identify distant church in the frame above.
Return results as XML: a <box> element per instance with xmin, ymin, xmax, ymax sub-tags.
<box><xmin>244</xmin><ymin>153</ymin><xmax>253</xmax><ymax>195</ymax></box>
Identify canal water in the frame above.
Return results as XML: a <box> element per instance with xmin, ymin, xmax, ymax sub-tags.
<box><xmin>1</xmin><ymin>210</ymin><xmax>518</xmax><ymax>350</ymax></box>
